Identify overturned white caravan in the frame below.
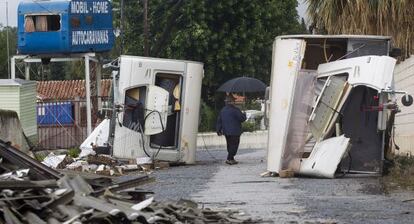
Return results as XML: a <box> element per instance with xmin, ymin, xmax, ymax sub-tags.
<box><xmin>81</xmin><ymin>56</ymin><xmax>204</xmax><ymax>164</ymax></box>
<box><xmin>266</xmin><ymin>35</ymin><xmax>413</xmax><ymax>178</ymax></box>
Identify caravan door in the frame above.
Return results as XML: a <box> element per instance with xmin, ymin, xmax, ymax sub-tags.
<box><xmin>113</xmin><ymin>84</ymin><xmax>169</xmax><ymax>159</ymax></box>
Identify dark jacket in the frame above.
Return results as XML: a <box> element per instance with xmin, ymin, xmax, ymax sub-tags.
<box><xmin>216</xmin><ymin>104</ymin><xmax>247</xmax><ymax>136</ymax></box>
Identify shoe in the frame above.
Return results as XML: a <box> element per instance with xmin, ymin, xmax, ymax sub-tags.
<box><xmin>225</xmin><ymin>160</ymin><xmax>238</xmax><ymax>165</ymax></box>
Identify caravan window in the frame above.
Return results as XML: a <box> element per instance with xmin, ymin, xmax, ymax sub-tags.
<box><xmin>347</xmin><ymin>39</ymin><xmax>388</xmax><ymax>58</ymax></box>
<box><xmin>123</xmin><ymin>86</ymin><xmax>147</xmax><ymax>133</ymax></box>
<box><xmin>25</xmin><ymin>15</ymin><xmax>61</xmax><ymax>32</ymax></box>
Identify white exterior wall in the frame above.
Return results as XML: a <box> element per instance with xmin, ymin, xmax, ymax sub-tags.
<box><xmin>394</xmin><ymin>56</ymin><xmax>414</xmax><ymax>154</ymax></box>
<box><xmin>180</xmin><ymin>62</ymin><xmax>203</xmax><ymax>164</ymax></box>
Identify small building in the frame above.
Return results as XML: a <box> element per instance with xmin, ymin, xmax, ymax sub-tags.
<box><xmin>0</xmin><ymin>79</ymin><xmax>37</xmax><ymax>143</ymax></box>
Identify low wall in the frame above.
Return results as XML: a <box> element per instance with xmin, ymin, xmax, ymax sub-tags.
<box><xmin>0</xmin><ymin>109</ymin><xmax>29</xmax><ymax>152</ymax></box>
<box><xmin>197</xmin><ymin>130</ymin><xmax>268</xmax><ymax>150</ymax></box>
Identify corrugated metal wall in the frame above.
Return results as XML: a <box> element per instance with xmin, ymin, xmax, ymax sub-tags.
<box><xmin>0</xmin><ymin>81</ymin><xmax>37</xmax><ymax>144</ymax></box>
<box><xmin>0</xmin><ymin>86</ymin><xmax>20</xmax><ymax>113</ymax></box>
<box><xmin>394</xmin><ymin>56</ymin><xmax>414</xmax><ymax>155</ymax></box>
<box><xmin>19</xmin><ymin>82</ymin><xmax>37</xmax><ymax>142</ymax></box>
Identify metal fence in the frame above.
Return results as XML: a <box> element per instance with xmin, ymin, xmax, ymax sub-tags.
<box><xmin>36</xmin><ymin>98</ymin><xmax>110</xmax><ymax>149</ymax></box>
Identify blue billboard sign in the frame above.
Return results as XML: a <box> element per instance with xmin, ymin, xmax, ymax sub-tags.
<box><xmin>18</xmin><ymin>0</ymin><xmax>114</xmax><ymax>55</ymax></box>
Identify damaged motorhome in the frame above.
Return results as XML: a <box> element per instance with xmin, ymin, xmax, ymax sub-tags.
<box><xmin>266</xmin><ymin>35</ymin><xmax>413</xmax><ymax>178</ymax></box>
<box><xmin>81</xmin><ymin>56</ymin><xmax>204</xmax><ymax>164</ymax></box>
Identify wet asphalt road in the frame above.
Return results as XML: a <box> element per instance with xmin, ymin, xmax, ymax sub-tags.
<box><xmin>144</xmin><ymin>147</ymin><xmax>414</xmax><ymax>223</ymax></box>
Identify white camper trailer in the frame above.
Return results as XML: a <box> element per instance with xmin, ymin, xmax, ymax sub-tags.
<box><xmin>266</xmin><ymin>35</ymin><xmax>412</xmax><ymax>178</ymax></box>
<box><xmin>82</xmin><ymin>56</ymin><xmax>204</xmax><ymax>164</ymax></box>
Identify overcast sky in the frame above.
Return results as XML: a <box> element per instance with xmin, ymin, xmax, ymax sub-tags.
<box><xmin>0</xmin><ymin>0</ymin><xmax>308</xmax><ymax>27</ymax></box>
<box><xmin>0</xmin><ymin>0</ymin><xmax>22</xmax><ymax>27</ymax></box>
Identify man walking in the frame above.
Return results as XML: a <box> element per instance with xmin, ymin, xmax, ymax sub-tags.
<box><xmin>216</xmin><ymin>95</ymin><xmax>247</xmax><ymax>165</ymax></box>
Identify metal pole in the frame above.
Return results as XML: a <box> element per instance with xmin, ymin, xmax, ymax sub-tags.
<box><xmin>11</xmin><ymin>56</ymin><xmax>15</xmax><ymax>79</ymax></box>
<box><xmin>85</xmin><ymin>55</ymin><xmax>92</xmax><ymax>135</ymax></box>
<box><xmin>25</xmin><ymin>63</ymin><xmax>30</xmax><ymax>80</ymax></box>
<box><xmin>143</xmin><ymin>0</ymin><xmax>149</xmax><ymax>56</ymax></box>
<box><xmin>108</xmin><ymin>70</ymin><xmax>118</xmax><ymax>155</ymax></box>
<box><xmin>6</xmin><ymin>0</ymin><xmax>10</xmax><ymax>79</ymax></box>
<box><xmin>96</xmin><ymin>62</ymin><xmax>102</xmax><ymax>110</ymax></box>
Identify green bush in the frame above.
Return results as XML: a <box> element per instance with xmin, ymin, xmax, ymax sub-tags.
<box><xmin>242</xmin><ymin>121</ymin><xmax>257</xmax><ymax>133</ymax></box>
<box><xmin>34</xmin><ymin>152</ymin><xmax>47</xmax><ymax>162</ymax></box>
<box><xmin>242</xmin><ymin>99</ymin><xmax>262</xmax><ymax>111</ymax></box>
<box><xmin>199</xmin><ymin>101</ymin><xmax>218</xmax><ymax>132</ymax></box>
<box><xmin>68</xmin><ymin>147</ymin><xmax>81</xmax><ymax>158</ymax></box>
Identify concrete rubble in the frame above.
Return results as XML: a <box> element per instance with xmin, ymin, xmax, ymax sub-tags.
<box><xmin>0</xmin><ymin>139</ymin><xmax>257</xmax><ymax>223</ymax></box>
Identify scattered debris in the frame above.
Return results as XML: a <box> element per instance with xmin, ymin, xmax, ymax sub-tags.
<box><xmin>0</xmin><ymin>139</ymin><xmax>61</xmax><ymax>180</ymax></box>
<box><xmin>0</xmin><ymin>139</ymin><xmax>257</xmax><ymax>223</ymax></box>
<box><xmin>279</xmin><ymin>169</ymin><xmax>295</xmax><ymax>178</ymax></box>
<box><xmin>65</xmin><ymin>160</ymin><xmax>90</xmax><ymax>172</ymax></box>
<box><xmin>79</xmin><ymin>118</ymin><xmax>110</xmax><ymax>158</ymax></box>
<box><xmin>40</xmin><ymin>147</ymin><xmax>172</xmax><ymax>177</ymax></box>
<box><xmin>137</xmin><ymin>156</ymin><xmax>152</xmax><ymax>165</ymax></box>
<box><xmin>42</xmin><ymin>153</ymin><xmax>74</xmax><ymax>169</ymax></box>
<box><xmin>87</xmin><ymin>154</ymin><xmax>117</xmax><ymax>166</ymax></box>
<box><xmin>0</xmin><ymin>168</ymin><xmax>29</xmax><ymax>180</ymax></box>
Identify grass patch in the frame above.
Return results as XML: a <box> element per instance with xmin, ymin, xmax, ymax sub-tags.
<box><xmin>68</xmin><ymin>147</ymin><xmax>81</xmax><ymax>158</ymax></box>
<box><xmin>383</xmin><ymin>155</ymin><xmax>414</xmax><ymax>192</ymax></box>
<box><xmin>34</xmin><ymin>152</ymin><xmax>47</xmax><ymax>162</ymax></box>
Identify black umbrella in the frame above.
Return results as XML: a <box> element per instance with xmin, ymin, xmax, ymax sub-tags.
<box><xmin>217</xmin><ymin>77</ymin><xmax>267</xmax><ymax>93</ymax></box>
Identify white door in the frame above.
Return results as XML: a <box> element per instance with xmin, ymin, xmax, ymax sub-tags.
<box><xmin>144</xmin><ymin>85</ymin><xmax>169</xmax><ymax>135</ymax></box>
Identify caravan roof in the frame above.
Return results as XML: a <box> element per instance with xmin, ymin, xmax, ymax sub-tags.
<box><xmin>277</xmin><ymin>34</ymin><xmax>391</xmax><ymax>41</ymax></box>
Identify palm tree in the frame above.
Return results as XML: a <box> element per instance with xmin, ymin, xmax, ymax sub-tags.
<box><xmin>306</xmin><ymin>0</ymin><xmax>414</xmax><ymax>59</ymax></box>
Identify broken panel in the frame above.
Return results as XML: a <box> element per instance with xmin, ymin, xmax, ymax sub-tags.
<box><xmin>281</xmin><ymin>70</ymin><xmax>317</xmax><ymax>172</ymax></box>
<box><xmin>300</xmin><ymin>135</ymin><xmax>351</xmax><ymax>178</ymax></box>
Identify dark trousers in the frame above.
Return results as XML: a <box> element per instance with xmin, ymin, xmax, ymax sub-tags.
<box><xmin>225</xmin><ymin>135</ymin><xmax>240</xmax><ymax>161</ymax></box>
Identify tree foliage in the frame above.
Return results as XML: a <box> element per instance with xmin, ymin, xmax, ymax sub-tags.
<box><xmin>0</xmin><ymin>1</ymin><xmax>305</xmax><ymax>107</ymax></box>
<box><xmin>306</xmin><ymin>0</ymin><xmax>414</xmax><ymax>59</ymax></box>
<box><xmin>0</xmin><ymin>27</ymin><xmax>17</xmax><ymax>79</ymax></box>
<box><xmin>118</xmin><ymin>0</ymin><xmax>304</xmax><ymax>105</ymax></box>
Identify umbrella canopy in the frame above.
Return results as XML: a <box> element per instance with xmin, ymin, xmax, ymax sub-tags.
<box><xmin>217</xmin><ymin>77</ymin><xmax>267</xmax><ymax>93</ymax></box>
